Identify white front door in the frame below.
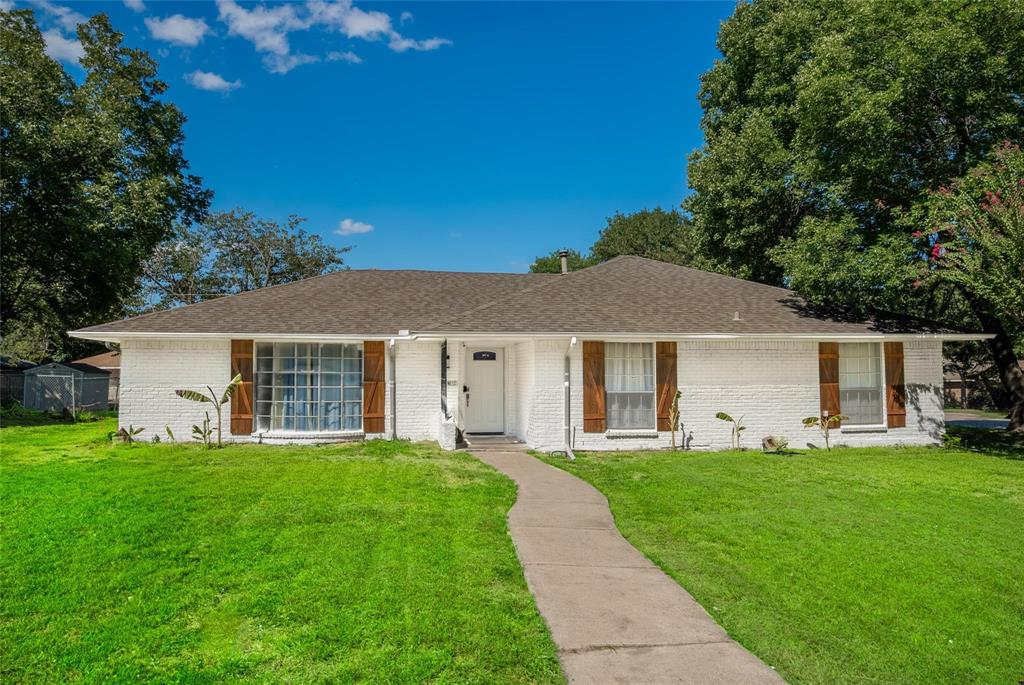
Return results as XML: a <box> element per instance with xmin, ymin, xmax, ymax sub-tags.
<box><xmin>464</xmin><ymin>348</ymin><xmax>504</xmax><ymax>433</ymax></box>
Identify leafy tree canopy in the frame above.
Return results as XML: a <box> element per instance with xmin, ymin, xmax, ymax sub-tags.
<box><xmin>685</xmin><ymin>0</ymin><xmax>1024</xmax><ymax>429</ymax></box>
<box><xmin>142</xmin><ymin>209</ymin><xmax>350</xmax><ymax>310</ymax></box>
<box><xmin>530</xmin><ymin>207</ymin><xmax>693</xmax><ymax>273</ymax></box>
<box><xmin>0</xmin><ymin>9</ymin><xmax>210</xmax><ymax>358</ymax></box>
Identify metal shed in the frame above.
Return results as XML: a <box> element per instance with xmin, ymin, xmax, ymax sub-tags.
<box><xmin>23</xmin><ymin>362</ymin><xmax>111</xmax><ymax>413</ymax></box>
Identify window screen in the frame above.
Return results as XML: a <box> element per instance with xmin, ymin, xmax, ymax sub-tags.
<box><xmin>839</xmin><ymin>342</ymin><xmax>883</xmax><ymax>425</ymax></box>
<box><xmin>254</xmin><ymin>343</ymin><xmax>363</xmax><ymax>432</ymax></box>
<box><xmin>605</xmin><ymin>342</ymin><xmax>655</xmax><ymax>429</ymax></box>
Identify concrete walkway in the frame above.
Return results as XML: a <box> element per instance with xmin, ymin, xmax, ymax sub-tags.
<box><xmin>473</xmin><ymin>450</ymin><xmax>785</xmax><ymax>685</ymax></box>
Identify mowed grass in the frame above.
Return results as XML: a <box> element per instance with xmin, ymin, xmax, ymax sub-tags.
<box><xmin>0</xmin><ymin>418</ymin><xmax>562</xmax><ymax>684</ymax></box>
<box><xmin>542</xmin><ymin>443</ymin><xmax>1024</xmax><ymax>685</ymax></box>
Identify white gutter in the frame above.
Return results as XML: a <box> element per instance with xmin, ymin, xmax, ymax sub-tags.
<box><xmin>562</xmin><ymin>336</ymin><xmax>577</xmax><ymax>461</ymax></box>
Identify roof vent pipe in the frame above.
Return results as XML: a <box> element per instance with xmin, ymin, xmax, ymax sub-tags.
<box><xmin>558</xmin><ymin>249</ymin><xmax>570</xmax><ymax>274</ymax></box>
<box><xmin>733</xmin><ymin>311</ymin><xmax>742</xmax><ymax>321</ymax></box>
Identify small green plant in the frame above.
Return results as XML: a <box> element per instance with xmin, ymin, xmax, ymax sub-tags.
<box><xmin>176</xmin><ymin>374</ymin><xmax>242</xmax><ymax>447</ymax></box>
<box><xmin>715</xmin><ymin>411</ymin><xmax>746</xmax><ymax>449</ymax></box>
<box><xmin>192</xmin><ymin>412</ymin><xmax>213</xmax><ymax>448</ymax></box>
<box><xmin>151</xmin><ymin>434</ymin><xmax>161</xmax><ymax>444</ymax></box>
<box><xmin>115</xmin><ymin>424</ymin><xmax>145</xmax><ymax>446</ymax></box>
<box><xmin>669</xmin><ymin>391</ymin><xmax>682</xmax><ymax>449</ymax></box>
<box><xmin>165</xmin><ymin>426</ymin><xmax>175</xmax><ymax>442</ymax></box>
<box><xmin>803</xmin><ymin>413</ymin><xmax>847</xmax><ymax>451</ymax></box>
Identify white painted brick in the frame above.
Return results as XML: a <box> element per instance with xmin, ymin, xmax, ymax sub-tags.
<box><xmin>118</xmin><ymin>336</ymin><xmax>945</xmax><ymax>451</ymax></box>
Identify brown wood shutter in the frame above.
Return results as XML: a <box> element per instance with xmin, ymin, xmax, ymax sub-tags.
<box><xmin>582</xmin><ymin>341</ymin><xmax>606</xmax><ymax>433</ymax></box>
<box><xmin>363</xmin><ymin>341</ymin><xmax>385</xmax><ymax>433</ymax></box>
<box><xmin>656</xmin><ymin>341</ymin><xmax>678</xmax><ymax>431</ymax></box>
<box><xmin>885</xmin><ymin>342</ymin><xmax>907</xmax><ymax>428</ymax></box>
<box><xmin>230</xmin><ymin>340</ymin><xmax>254</xmax><ymax>435</ymax></box>
<box><xmin>818</xmin><ymin>342</ymin><xmax>841</xmax><ymax>423</ymax></box>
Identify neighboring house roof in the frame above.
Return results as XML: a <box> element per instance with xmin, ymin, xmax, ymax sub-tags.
<box><xmin>0</xmin><ymin>356</ymin><xmax>35</xmax><ymax>371</ymax></box>
<box><xmin>27</xmin><ymin>362</ymin><xmax>111</xmax><ymax>376</ymax></box>
<box><xmin>72</xmin><ymin>350</ymin><xmax>121</xmax><ymax>369</ymax></box>
<box><xmin>71</xmin><ymin>256</ymin><xmax>977</xmax><ymax>339</ymax></box>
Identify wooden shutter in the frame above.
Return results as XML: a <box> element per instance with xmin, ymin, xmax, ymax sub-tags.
<box><xmin>818</xmin><ymin>342</ymin><xmax>840</xmax><ymax>423</ymax></box>
<box><xmin>363</xmin><ymin>341</ymin><xmax>385</xmax><ymax>433</ymax></box>
<box><xmin>885</xmin><ymin>342</ymin><xmax>907</xmax><ymax>428</ymax></box>
<box><xmin>656</xmin><ymin>341</ymin><xmax>678</xmax><ymax>431</ymax></box>
<box><xmin>230</xmin><ymin>340</ymin><xmax>254</xmax><ymax>435</ymax></box>
<box><xmin>582</xmin><ymin>341</ymin><xmax>606</xmax><ymax>433</ymax></box>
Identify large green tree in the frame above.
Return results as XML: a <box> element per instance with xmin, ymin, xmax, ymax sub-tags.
<box><xmin>685</xmin><ymin>0</ymin><xmax>1024</xmax><ymax>428</ymax></box>
<box><xmin>530</xmin><ymin>207</ymin><xmax>693</xmax><ymax>273</ymax></box>
<box><xmin>142</xmin><ymin>209</ymin><xmax>350</xmax><ymax>310</ymax></box>
<box><xmin>0</xmin><ymin>10</ymin><xmax>210</xmax><ymax>357</ymax></box>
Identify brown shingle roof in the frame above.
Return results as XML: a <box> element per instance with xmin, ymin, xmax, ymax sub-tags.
<box><xmin>73</xmin><ymin>350</ymin><xmax>121</xmax><ymax>368</ymax></box>
<box><xmin>73</xmin><ymin>256</ymin><xmax>964</xmax><ymax>338</ymax></box>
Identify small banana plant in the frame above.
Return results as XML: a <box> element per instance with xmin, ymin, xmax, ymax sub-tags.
<box><xmin>165</xmin><ymin>426</ymin><xmax>176</xmax><ymax>443</ymax></box>
<box><xmin>115</xmin><ymin>424</ymin><xmax>145</xmax><ymax>446</ymax></box>
<box><xmin>192</xmin><ymin>412</ymin><xmax>213</xmax><ymax>448</ymax></box>
<box><xmin>802</xmin><ymin>412</ymin><xmax>847</xmax><ymax>451</ymax></box>
<box><xmin>715</xmin><ymin>411</ymin><xmax>746</xmax><ymax>449</ymax></box>
<box><xmin>669</xmin><ymin>391</ymin><xmax>682</xmax><ymax>450</ymax></box>
<box><xmin>176</xmin><ymin>374</ymin><xmax>242</xmax><ymax>447</ymax></box>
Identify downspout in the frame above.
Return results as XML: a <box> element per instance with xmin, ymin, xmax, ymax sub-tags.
<box><xmin>563</xmin><ymin>336</ymin><xmax>577</xmax><ymax>460</ymax></box>
<box><xmin>388</xmin><ymin>337</ymin><xmax>397</xmax><ymax>440</ymax></box>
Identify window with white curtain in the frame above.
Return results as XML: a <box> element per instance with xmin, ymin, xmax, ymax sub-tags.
<box><xmin>254</xmin><ymin>343</ymin><xmax>363</xmax><ymax>432</ymax></box>
<box><xmin>605</xmin><ymin>342</ymin><xmax>655</xmax><ymax>429</ymax></box>
<box><xmin>838</xmin><ymin>342</ymin><xmax>883</xmax><ymax>425</ymax></box>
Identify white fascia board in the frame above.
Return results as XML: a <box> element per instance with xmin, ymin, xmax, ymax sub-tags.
<box><xmin>68</xmin><ymin>330</ymin><xmax>414</xmax><ymax>343</ymax></box>
<box><xmin>409</xmin><ymin>331</ymin><xmax>993</xmax><ymax>342</ymax></box>
<box><xmin>69</xmin><ymin>329</ymin><xmax>992</xmax><ymax>344</ymax></box>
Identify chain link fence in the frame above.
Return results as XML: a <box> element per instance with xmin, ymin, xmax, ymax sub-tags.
<box><xmin>24</xmin><ymin>374</ymin><xmax>76</xmax><ymax>414</ymax></box>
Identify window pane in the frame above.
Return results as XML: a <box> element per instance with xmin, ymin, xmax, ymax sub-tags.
<box><xmin>605</xmin><ymin>343</ymin><xmax>655</xmax><ymax>429</ymax></box>
<box><xmin>254</xmin><ymin>342</ymin><xmax>365</xmax><ymax>433</ymax></box>
<box><xmin>839</xmin><ymin>343</ymin><xmax>883</xmax><ymax>425</ymax></box>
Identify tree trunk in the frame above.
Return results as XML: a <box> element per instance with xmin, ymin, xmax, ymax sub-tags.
<box><xmin>964</xmin><ymin>291</ymin><xmax>1024</xmax><ymax>432</ymax></box>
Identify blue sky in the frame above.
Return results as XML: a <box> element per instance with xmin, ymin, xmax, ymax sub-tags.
<box><xmin>25</xmin><ymin>0</ymin><xmax>734</xmax><ymax>272</ymax></box>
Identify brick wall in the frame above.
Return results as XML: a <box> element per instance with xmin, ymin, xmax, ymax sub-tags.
<box><xmin>120</xmin><ymin>338</ymin><xmax>232</xmax><ymax>442</ymax></box>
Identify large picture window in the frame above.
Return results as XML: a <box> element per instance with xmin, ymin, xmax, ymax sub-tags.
<box><xmin>605</xmin><ymin>342</ymin><xmax>655</xmax><ymax>429</ymax></box>
<box><xmin>255</xmin><ymin>343</ymin><xmax>363</xmax><ymax>432</ymax></box>
<box><xmin>838</xmin><ymin>342</ymin><xmax>883</xmax><ymax>425</ymax></box>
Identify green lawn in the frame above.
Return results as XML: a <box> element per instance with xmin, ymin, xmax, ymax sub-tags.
<box><xmin>0</xmin><ymin>417</ymin><xmax>562</xmax><ymax>684</ymax></box>
<box><xmin>543</xmin><ymin>442</ymin><xmax>1024</xmax><ymax>685</ymax></box>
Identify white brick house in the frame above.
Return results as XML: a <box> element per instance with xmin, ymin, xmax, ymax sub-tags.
<box><xmin>72</xmin><ymin>257</ymin><xmax>985</xmax><ymax>452</ymax></box>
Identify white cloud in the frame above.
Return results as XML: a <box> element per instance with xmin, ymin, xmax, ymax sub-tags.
<box><xmin>335</xmin><ymin>218</ymin><xmax>374</xmax><ymax>236</ymax></box>
<box><xmin>388</xmin><ymin>35</ymin><xmax>451</xmax><ymax>53</ymax></box>
<box><xmin>145</xmin><ymin>14</ymin><xmax>210</xmax><ymax>47</ymax></box>
<box><xmin>326</xmin><ymin>49</ymin><xmax>361</xmax><ymax>64</ymax></box>
<box><xmin>215</xmin><ymin>0</ymin><xmax>450</xmax><ymax>74</ymax></box>
<box><xmin>185</xmin><ymin>69</ymin><xmax>242</xmax><ymax>92</ymax></box>
<box><xmin>263</xmin><ymin>52</ymin><xmax>318</xmax><ymax>74</ymax></box>
<box><xmin>399</xmin><ymin>11</ymin><xmax>413</xmax><ymax>24</ymax></box>
<box><xmin>42</xmin><ymin>27</ymin><xmax>84</xmax><ymax>64</ymax></box>
<box><xmin>216</xmin><ymin>0</ymin><xmax>308</xmax><ymax>56</ymax></box>
<box><xmin>0</xmin><ymin>0</ymin><xmax>15</xmax><ymax>10</ymax></box>
<box><xmin>122</xmin><ymin>0</ymin><xmax>145</xmax><ymax>12</ymax></box>
<box><xmin>30</xmin><ymin>0</ymin><xmax>85</xmax><ymax>32</ymax></box>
